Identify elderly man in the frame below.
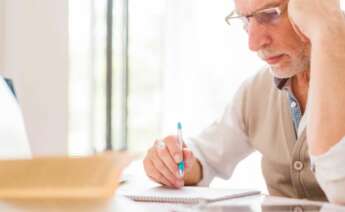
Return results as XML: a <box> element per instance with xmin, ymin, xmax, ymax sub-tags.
<box><xmin>143</xmin><ymin>0</ymin><xmax>345</xmax><ymax>204</ymax></box>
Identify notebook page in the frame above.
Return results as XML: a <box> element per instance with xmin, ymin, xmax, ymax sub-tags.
<box><xmin>124</xmin><ymin>186</ymin><xmax>260</xmax><ymax>203</ymax></box>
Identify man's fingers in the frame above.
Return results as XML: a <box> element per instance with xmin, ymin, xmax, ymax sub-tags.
<box><xmin>144</xmin><ymin>157</ymin><xmax>173</xmax><ymax>187</ymax></box>
<box><xmin>148</xmin><ymin>172</ymin><xmax>172</xmax><ymax>187</ymax></box>
<box><xmin>287</xmin><ymin>12</ymin><xmax>310</xmax><ymax>43</ymax></box>
<box><xmin>291</xmin><ymin>21</ymin><xmax>309</xmax><ymax>43</ymax></box>
<box><xmin>143</xmin><ymin>137</ymin><xmax>194</xmax><ymax>188</ymax></box>
<box><xmin>155</xmin><ymin>141</ymin><xmax>181</xmax><ymax>178</ymax></box>
<box><xmin>183</xmin><ymin>148</ymin><xmax>195</xmax><ymax>171</ymax></box>
<box><xmin>151</xmin><ymin>149</ymin><xmax>183</xmax><ymax>187</ymax></box>
<box><xmin>164</xmin><ymin>136</ymin><xmax>183</xmax><ymax>163</ymax></box>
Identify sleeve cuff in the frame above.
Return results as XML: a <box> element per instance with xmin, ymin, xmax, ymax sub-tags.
<box><xmin>185</xmin><ymin>138</ymin><xmax>216</xmax><ymax>186</ymax></box>
<box><xmin>310</xmin><ymin>136</ymin><xmax>345</xmax><ymax>181</ymax></box>
<box><xmin>310</xmin><ymin>136</ymin><xmax>345</xmax><ymax>203</ymax></box>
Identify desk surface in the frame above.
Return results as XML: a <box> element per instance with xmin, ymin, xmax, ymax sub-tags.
<box><xmin>0</xmin><ymin>162</ymin><xmax>344</xmax><ymax>212</ymax></box>
<box><xmin>0</xmin><ymin>182</ymin><xmax>344</xmax><ymax>212</ymax></box>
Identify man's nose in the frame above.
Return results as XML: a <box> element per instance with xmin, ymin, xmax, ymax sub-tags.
<box><xmin>247</xmin><ymin>20</ymin><xmax>272</xmax><ymax>52</ymax></box>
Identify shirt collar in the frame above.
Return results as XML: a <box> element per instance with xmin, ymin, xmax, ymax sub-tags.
<box><xmin>274</xmin><ymin>77</ymin><xmax>291</xmax><ymax>91</ymax></box>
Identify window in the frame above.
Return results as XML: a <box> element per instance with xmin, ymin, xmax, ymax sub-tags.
<box><xmin>124</xmin><ymin>0</ymin><xmax>266</xmax><ymax>191</ymax></box>
<box><xmin>69</xmin><ymin>0</ymin><xmax>107</xmax><ymax>154</ymax></box>
<box><xmin>73</xmin><ymin>0</ymin><xmax>344</xmax><ymax>193</ymax></box>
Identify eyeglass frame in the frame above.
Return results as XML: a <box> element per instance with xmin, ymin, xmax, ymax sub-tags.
<box><xmin>225</xmin><ymin>3</ymin><xmax>288</xmax><ymax>29</ymax></box>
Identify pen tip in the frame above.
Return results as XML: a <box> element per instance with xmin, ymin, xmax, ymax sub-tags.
<box><xmin>177</xmin><ymin>122</ymin><xmax>182</xmax><ymax>130</ymax></box>
<box><xmin>179</xmin><ymin>169</ymin><xmax>184</xmax><ymax>177</ymax></box>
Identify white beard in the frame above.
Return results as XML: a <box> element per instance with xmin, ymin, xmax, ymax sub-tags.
<box><xmin>269</xmin><ymin>64</ymin><xmax>306</xmax><ymax>79</ymax></box>
<box><xmin>268</xmin><ymin>52</ymin><xmax>310</xmax><ymax>79</ymax></box>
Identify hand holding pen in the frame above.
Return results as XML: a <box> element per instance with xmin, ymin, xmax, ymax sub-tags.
<box><xmin>143</xmin><ymin>122</ymin><xmax>198</xmax><ymax>188</ymax></box>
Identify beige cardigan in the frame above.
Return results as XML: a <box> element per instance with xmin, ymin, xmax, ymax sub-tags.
<box><xmin>238</xmin><ymin>68</ymin><xmax>326</xmax><ymax>201</ymax></box>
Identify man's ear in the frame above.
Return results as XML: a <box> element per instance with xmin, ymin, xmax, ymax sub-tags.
<box><xmin>289</xmin><ymin>17</ymin><xmax>310</xmax><ymax>43</ymax></box>
<box><xmin>287</xmin><ymin>4</ymin><xmax>310</xmax><ymax>44</ymax></box>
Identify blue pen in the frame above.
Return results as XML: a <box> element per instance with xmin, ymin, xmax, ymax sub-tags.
<box><xmin>177</xmin><ymin>122</ymin><xmax>185</xmax><ymax>176</ymax></box>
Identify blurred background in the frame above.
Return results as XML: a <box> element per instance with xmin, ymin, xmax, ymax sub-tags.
<box><xmin>1</xmin><ymin>0</ymin><xmax>344</xmax><ymax>193</ymax></box>
<box><xmin>69</xmin><ymin>0</ymin><xmax>265</xmax><ymax>191</ymax></box>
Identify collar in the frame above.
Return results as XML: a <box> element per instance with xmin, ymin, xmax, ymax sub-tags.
<box><xmin>273</xmin><ymin>77</ymin><xmax>291</xmax><ymax>91</ymax></box>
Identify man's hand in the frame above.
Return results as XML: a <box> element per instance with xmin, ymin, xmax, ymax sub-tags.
<box><xmin>288</xmin><ymin>0</ymin><xmax>345</xmax><ymax>157</ymax></box>
<box><xmin>143</xmin><ymin>136</ymin><xmax>202</xmax><ymax>188</ymax></box>
<box><xmin>288</xmin><ymin>0</ymin><xmax>343</xmax><ymax>42</ymax></box>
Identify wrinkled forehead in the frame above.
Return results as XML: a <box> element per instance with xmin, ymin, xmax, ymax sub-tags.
<box><xmin>234</xmin><ymin>0</ymin><xmax>283</xmax><ymax>14</ymax></box>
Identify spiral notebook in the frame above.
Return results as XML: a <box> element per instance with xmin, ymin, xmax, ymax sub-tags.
<box><xmin>124</xmin><ymin>186</ymin><xmax>260</xmax><ymax>204</ymax></box>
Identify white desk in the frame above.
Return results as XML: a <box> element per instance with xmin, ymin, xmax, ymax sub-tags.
<box><xmin>0</xmin><ymin>162</ymin><xmax>344</xmax><ymax>211</ymax></box>
<box><xmin>0</xmin><ymin>188</ymin><xmax>343</xmax><ymax>212</ymax></box>
<box><xmin>116</xmin><ymin>178</ymin><xmax>345</xmax><ymax>212</ymax></box>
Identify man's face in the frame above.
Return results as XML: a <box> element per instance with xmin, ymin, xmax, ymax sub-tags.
<box><xmin>235</xmin><ymin>0</ymin><xmax>310</xmax><ymax>79</ymax></box>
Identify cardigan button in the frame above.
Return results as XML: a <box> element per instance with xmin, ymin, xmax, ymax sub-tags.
<box><xmin>294</xmin><ymin>161</ymin><xmax>304</xmax><ymax>171</ymax></box>
<box><xmin>293</xmin><ymin>206</ymin><xmax>304</xmax><ymax>212</ymax></box>
<box><xmin>291</xmin><ymin>101</ymin><xmax>297</xmax><ymax>108</ymax></box>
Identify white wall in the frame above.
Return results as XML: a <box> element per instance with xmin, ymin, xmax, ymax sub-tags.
<box><xmin>0</xmin><ymin>0</ymin><xmax>69</xmax><ymax>155</ymax></box>
<box><xmin>0</xmin><ymin>1</ymin><xmax>4</xmax><ymax>71</ymax></box>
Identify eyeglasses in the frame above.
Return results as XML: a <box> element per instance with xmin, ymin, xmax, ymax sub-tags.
<box><xmin>225</xmin><ymin>4</ymin><xmax>287</xmax><ymax>30</ymax></box>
